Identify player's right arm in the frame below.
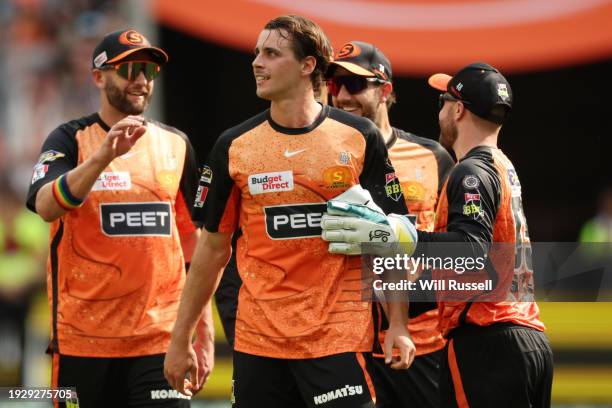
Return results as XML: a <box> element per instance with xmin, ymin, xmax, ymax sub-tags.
<box><xmin>165</xmin><ymin>128</ymin><xmax>240</xmax><ymax>395</ymax></box>
<box><xmin>164</xmin><ymin>230</ymin><xmax>232</xmax><ymax>395</ymax></box>
<box><xmin>31</xmin><ymin>116</ymin><xmax>146</xmax><ymax>221</ymax></box>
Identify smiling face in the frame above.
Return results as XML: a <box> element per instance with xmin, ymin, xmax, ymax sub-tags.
<box><xmin>103</xmin><ymin>72</ymin><xmax>152</xmax><ymax>115</ymax></box>
<box><xmin>98</xmin><ymin>51</ymin><xmax>155</xmax><ymax>115</ymax></box>
<box><xmin>252</xmin><ymin>29</ymin><xmax>306</xmax><ymax>101</ymax></box>
<box><xmin>330</xmin><ymin>67</ymin><xmax>383</xmax><ymax>122</ymax></box>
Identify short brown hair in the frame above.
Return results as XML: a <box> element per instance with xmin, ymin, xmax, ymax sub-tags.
<box><xmin>265</xmin><ymin>15</ymin><xmax>333</xmax><ymax>95</ymax></box>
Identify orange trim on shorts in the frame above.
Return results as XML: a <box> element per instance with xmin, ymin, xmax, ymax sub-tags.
<box><xmin>356</xmin><ymin>352</ymin><xmax>376</xmax><ymax>405</ymax></box>
<box><xmin>448</xmin><ymin>339</ymin><xmax>470</xmax><ymax>408</ymax></box>
<box><xmin>52</xmin><ymin>353</ymin><xmax>59</xmax><ymax>408</ymax></box>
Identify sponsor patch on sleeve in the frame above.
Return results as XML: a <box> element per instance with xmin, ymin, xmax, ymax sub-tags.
<box><xmin>462</xmin><ymin>175</ymin><xmax>480</xmax><ymax>190</ymax></box>
<box><xmin>194</xmin><ymin>186</ymin><xmax>208</xmax><ymax>208</ymax></box>
<box><xmin>464</xmin><ymin>193</ymin><xmax>480</xmax><ymax>202</ymax></box>
<box><xmin>385</xmin><ymin>172</ymin><xmax>402</xmax><ymax>201</ymax></box>
<box><xmin>507</xmin><ymin>168</ymin><xmax>522</xmax><ymax>197</ymax></box>
<box><xmin>31</xmin><ymin>163</ymin><xmax>48</xmax><ymax>184</ymax></box>
<box><xmin>200</xmin><ymin>165</ymin><xmax>213</xmax><ymax>184</ymax></box>
<box><xmin>37</xmin><ymin>150</ymin><xmax>65</xmax><ymax>164</ymax></box>
<box><xmin>463</xmin><ymin>192</ymin><xmax>482</xmax><ymax>218</ymax></box>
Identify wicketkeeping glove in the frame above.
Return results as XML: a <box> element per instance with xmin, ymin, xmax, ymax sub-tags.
<box><xmin>321</xmin><ymin>185</ymin><xmax>418</xmax><ymax>256</ymax></box>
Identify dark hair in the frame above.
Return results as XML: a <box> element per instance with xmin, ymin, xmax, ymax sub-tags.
<box><xmin>264</xmin><ymin>15</ymin><xmax>333</xmax><ymax>95</ymax></box>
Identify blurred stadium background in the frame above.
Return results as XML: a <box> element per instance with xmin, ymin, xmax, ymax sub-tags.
<box><xmin>0</xmin><ymin>0</ymin><xmax>611</xmax><ymax>406</ymax></box>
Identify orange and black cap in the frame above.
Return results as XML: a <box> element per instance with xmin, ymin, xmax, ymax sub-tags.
<box><xmin>429</xmin><ymin>62</ymin><xmax>512</xmax><ymax>125</ymax></box>
<box><xmin>92</xmin><ymin>29</ymin><xmax>168</xmax><ymax>69</ymax></box>
<box><xmin>327</xmin><ymin>41</ymin><xmax>392</xmax><ymax>82</ymax></box>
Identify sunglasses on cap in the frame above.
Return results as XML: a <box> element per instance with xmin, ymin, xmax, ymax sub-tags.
<box><xmin>327</xmin><ymin>76</ymin><xmax>385</xmax><ymax>97</ymax></box>
<box><xmin>100</xmin><ymin>61</ymin><xmax>161</xmax><ymax>82</ymax></box>
<box><xmin>438</xmin><ymin>93</ymin><xmax>470</xmax><ymax>109</ymax></box>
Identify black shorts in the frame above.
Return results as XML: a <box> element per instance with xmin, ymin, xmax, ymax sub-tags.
<box><xmin>215</xmin><ymin>233</ymin><xmax>241</xmax><ymax>348</ymax></box>
<box><xmin>369</xmin><ymin>350</ymin><xmax>441</xmax><ymax>408</ymax></box>
<box><xmin>439</xmin><ymin>323</ymin><xmax>553</xmax><ymax>408</ymax></box>
<box><xmin>52</xmin><ymin>353</ymin><xmax>190</xmax><ymax>408</ymax></box>
<box><xmin>232</xmin><ymin>351</ymin><xmax>376</xmax><ymax>408</ymax></box>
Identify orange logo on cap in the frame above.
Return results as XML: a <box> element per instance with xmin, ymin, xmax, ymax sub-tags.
<box><xmin>336</xmin><ymin>43</ymin><xmax>361</xmax><ymax>59</ymax></box>
<box><xmin>119</xmin><ymin>30</ymin><xmax>149</xmax><ymax>46</ymax></box>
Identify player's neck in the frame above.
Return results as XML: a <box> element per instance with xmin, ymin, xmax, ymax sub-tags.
<box><xmin>270</xmin><ymin>93</ymin><xmax>322</xmax><ymax>129</ymax></box>
<box><xmin>454</xmin><ymin>127</ymin><xmax>499</xmax><ymax>160</ymax></box>
<box><xmin>375</xmin><ymin>109</ymin><xmax>393</xmax><ymax>144</ymax></box>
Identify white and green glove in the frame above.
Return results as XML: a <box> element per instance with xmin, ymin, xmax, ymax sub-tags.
<box><xmin>321</xmin><ymin>185</ymin><xmax>418</xmax><ymax>256</ymax></box>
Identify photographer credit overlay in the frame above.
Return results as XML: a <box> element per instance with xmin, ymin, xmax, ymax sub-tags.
<box><xmin>359</xmin><ymin>242</ymin><xmax>612</xmax><ymax>303</ymax></box>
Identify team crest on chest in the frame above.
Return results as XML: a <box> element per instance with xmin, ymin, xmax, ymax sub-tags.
<box><xmin>157</xmin><ymin>170</ymin><xmax>179</xmax><ymax>191</ymax></box>
<box><xmin>323</xmin><ymin>166</ymin><xmax>352</xmax><ymax>189</ymax></box>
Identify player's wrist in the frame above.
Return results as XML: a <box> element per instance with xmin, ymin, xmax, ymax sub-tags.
<box><xmin>90</xmin><ymin>150</ymin><xmax>114</xmax><ymax>168</ymax></box>
<box><xmin>170</xmin><ymin>327</ymin><xmax>194</xmax><ymax>347</ymax></box>
<box><xmin>387</xmin><ymin>214</ymin><xmax>418</xmax><ymax>256</ymax></box>
<box><xmin>51</xmin><ymin>174</ymin><xmax>86</xmax><ymax>211</ymax></box>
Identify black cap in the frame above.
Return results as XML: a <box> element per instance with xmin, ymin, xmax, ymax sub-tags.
<box><xmin>428</xmin><ymin>62</ymin><xmax>512</xmax><ymax>124</ymax></box>
<box><xmin>92</xmin><ymin>29</ymin><xmax>168</xmax><ymax>69</ymax></box>
<box><xmin>327</xmin><ymin>41</ymin><xmax>392</xmax><ymax>82</ymax></box>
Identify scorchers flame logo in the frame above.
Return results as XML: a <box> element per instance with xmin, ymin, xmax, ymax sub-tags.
<box><xmin>119</xmin><ymin>29</ymin><xmax>149</xmax><ymax>46</ymax></box>
<box><xmin>336</xmin><ymin>42</ymin><xmax>361</xmax><ymax>59</ymax></box>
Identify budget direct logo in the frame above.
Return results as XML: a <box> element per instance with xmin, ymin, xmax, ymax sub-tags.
<box><xmin>248</xmin><ymin>171</ymin><xmax>294</xmax><ymax>195</ymax></box>
<box><xmin>264</xmin><ymin>203</ymin><xmax>327</xmax><ymax>239</ymax></box>
<box><xmin>92</xmin><ymin>172</ymin><xmax>131</xmax><ymax>191</ymax></box>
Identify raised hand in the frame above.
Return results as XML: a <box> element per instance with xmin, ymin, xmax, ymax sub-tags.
<box><xmin>96</xmin><ymin>115</ymin><xmax>147</xmax><ymax>164</ymax></box>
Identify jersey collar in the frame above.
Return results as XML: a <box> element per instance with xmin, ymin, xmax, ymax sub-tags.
<box><xmin>267</xmin><ymin>104</ymin><xmax>329</xmax><ymax>135</ymax></box>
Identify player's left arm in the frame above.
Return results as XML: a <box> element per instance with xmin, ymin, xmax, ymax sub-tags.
<box><xmin>417</xmin><ymin>160</ymin><xmax>501</xmax><ymax>258</ymax></box>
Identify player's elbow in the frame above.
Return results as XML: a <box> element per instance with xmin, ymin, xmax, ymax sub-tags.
<box><xmin>34</xmin><ymin>190</ymin><xmax>62</xmax><ymax>222</ymax></box>
<box><xmin>35</xmin><ymin>204</ymin><xmax>59</xmax><ymax>222</ymax></box>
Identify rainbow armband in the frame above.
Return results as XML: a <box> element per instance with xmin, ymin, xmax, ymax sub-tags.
<box><xmin>52</xmin><ymin>174</ymin><xmax>85</xmax><ymax>210</ymax></box>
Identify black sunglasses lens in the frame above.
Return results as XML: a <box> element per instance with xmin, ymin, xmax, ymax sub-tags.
<box><xmin>329</xmin><ymin>77</ymin><xmax>368</xmax><ymax>96</ymax></box>
<box><xmin>344</xmin><ymin>77</ymin><xmax>368</xmax><ymax>94</ymax></box>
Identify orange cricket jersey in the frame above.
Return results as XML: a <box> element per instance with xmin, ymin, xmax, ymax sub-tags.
<box><xmin>26</xmin><ymin>113</ymin><xmax>199</xmax><ymax>357</ymax></box>
<box><xmin>194</xmin><ymin>105</ymin><xmax>408</xmax><ymax>359</ymax></box>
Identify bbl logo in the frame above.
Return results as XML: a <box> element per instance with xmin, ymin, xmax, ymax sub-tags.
<box><xmin>385</xmin><ymin>172</ymin><xmax>402</xmax><ymax>202</ymax></box>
